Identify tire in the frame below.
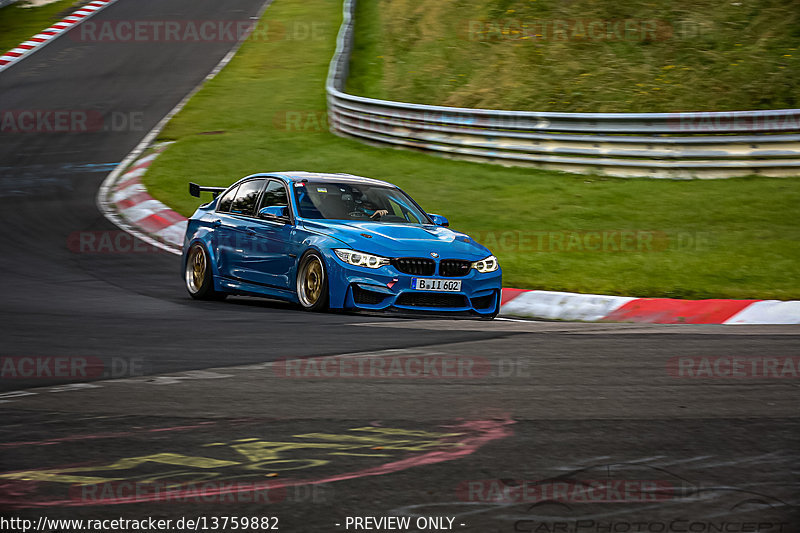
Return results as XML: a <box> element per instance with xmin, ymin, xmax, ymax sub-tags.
<box><xmin>184</xmin><ymin>243</ymin><xmax>226</xmax><ymax>301</ymax></box>
<box><xmin>296</xmin><ymin>250</ymin><xmax>329</xmax><ymax>312</ymax></box>
<box><xmin>481</xmin><ymin>308</ymin><xmax>500</xmax><ymax>320</ymax></box>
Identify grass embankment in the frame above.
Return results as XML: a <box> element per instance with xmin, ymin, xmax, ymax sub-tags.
<box><xmin>144</xmin><ymin>0</ymin><xmax>800</xmax><ymax>300</ymax></box>
<box><xmin>346</xmin><ymin>0</ymin><xmax>800</xmax><ymax>113</ymax></box>
<box><xmin>0</xmin><ymin>0</ymin><xmax>82</xmax><ymax>54</ymax></box>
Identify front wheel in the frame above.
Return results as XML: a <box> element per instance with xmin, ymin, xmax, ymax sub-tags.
<box><xmin>481</xmin><ymin>307</ymin><xmax>500</xmax><ymax>320</ymax></box>
<box><xmin>185</xmin><ymin>243</ymin><xmax>226</xmax><ymax>300</ymax></box>
<box><xmin>296</xmin><ymin>251</ymin><xmax>329</xmax><ymax>311</ymax></box>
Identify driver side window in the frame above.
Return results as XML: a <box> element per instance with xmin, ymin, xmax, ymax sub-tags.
<box><xmin>230</xmin><ymin>179</ymin><xmax>266</xmax><ymax>216</ymax></box>
<box><xmin>217</xmin><ymin>185</ymin><xmax>239</xmax><ymax>213</ymax></box>
<box><xmin>259</xmin><ymin>180</ymin><xmax>289</xmax><ymax>210</ymax></box>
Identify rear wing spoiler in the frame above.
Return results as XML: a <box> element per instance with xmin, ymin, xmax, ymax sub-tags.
<box><xmin>189</xmin><ymin>182</ymin><xmax>226</xmax><ymax>198</ymax></box>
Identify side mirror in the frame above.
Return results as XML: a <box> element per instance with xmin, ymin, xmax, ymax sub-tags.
<box><xmin>428</xmin><ymin>213</ymin><xmax>449</xmax><ymax>227</ymax></box>
<box><xmin>259</xmin><ymin>206</ymin><xmax>290</xmax><ymax>222</ymax></box>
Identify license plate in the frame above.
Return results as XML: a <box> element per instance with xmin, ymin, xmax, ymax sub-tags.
<box><xmin>411</xmin><ymin>278</ymin><xmax>462</xmax><ymax>292</ymax></box>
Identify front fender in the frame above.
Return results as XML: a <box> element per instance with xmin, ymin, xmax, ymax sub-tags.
<box><xmin>182</xmin><ymin>218</ymin><xmax>221</xmax><ymax>279</ymax></box>
<box><xmin>292</xmin><ymin>232</ymin><xmax>349</xmax><ymax>309</ymax></box>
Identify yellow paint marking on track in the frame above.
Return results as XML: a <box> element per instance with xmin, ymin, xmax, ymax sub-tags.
<box><xmin>0</xmin><ymin>426</ymin><xmax>464</xmax><ymax>487</ymax></box>
<box><xmin>230</xmin><ymin>441</ymin><xmax>357</xmax><ymax>462</ymax></box>
<box><xmin>0</xmin><ymin>453</ymin><xmax>240</xmax><ymax>485</ymax></box>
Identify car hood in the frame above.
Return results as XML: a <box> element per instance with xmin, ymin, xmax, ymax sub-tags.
<box><xmin>301</xmin><ymin>220</ymin><xmax>492</xmax><ymax>260</ymax></box>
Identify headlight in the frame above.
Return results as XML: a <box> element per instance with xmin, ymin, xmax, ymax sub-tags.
<box><xmin>334</xmin><ymin>249</ymin><xmax>390</xmax><ymax>269</ymax></box>
<box><xmin>472</xmin><ymin>255</ymin><xmax>499</xmax><ymax>273</ymax></box>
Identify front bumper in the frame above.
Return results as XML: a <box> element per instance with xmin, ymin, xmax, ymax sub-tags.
<box><xmin>327</xmin><ymin>259</ymin><xmax>502</xmax><ymax>316</ymax></box>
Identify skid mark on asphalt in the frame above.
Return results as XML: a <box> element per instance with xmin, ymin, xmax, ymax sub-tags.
<box><xmin>389</xmin><ymin>452</ymin><xmax>798</xmax><ymax>525</ymax></box>
<box><xmin>0</xmin><ymin>417</ymin><xmax>514</xmax><ymax>508</ymax></box>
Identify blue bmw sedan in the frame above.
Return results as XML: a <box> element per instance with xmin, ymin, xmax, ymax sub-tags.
<box><xmin>182</xmin><ymin>172</ymin><xmax>501</xmax><ymax>318</ymax></box>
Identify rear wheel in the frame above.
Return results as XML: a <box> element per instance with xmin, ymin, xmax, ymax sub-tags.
<box><xmin>296</xmin><ymin>251</ymin><xmax>329</xmax><ymax>311</ymax></box>
<box><xmin>185</xmin><ymin>243</ymin><xmax>226</xmax><ymax>300</ymax></box>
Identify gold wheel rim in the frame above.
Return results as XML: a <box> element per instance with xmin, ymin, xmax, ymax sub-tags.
<box><xmin>186</xmin><ymin>246</ymin><xmax>206</xmax><ymax>293</ymax></box>
<box><xmin>299</xmin><ymin>256</ymin><xmax>324</xmax><ymax>307</ymax></box>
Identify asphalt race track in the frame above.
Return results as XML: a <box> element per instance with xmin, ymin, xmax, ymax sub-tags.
<box><xmin>0</xmin><ymin>0</ymin><xmax>798</xmax><ymax>531</ymax></box>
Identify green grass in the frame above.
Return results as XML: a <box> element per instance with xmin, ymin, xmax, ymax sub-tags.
<box><xmin>347</xmin><ymin>0</ymin><xmax>800</xmax><ymax>113</ymax></box>
<box><xmin>144</xmin><ymin>0</ymin><xmax>800</xmax><ymax>300</ymax></box>
<box><xmin>0</xmin><ymin>0</ymin><xmax>84</xmax><ymax>54</ymax></box>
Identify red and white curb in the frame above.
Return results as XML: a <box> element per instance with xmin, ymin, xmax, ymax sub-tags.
<box><xmin>501</xmin><ymin>290</ymin><xmax>800</xmax><ymax>324</ymax></box>
<box><xmin>108</xmin><ymin>143</ymin><xmax>188</xmax><ymax>248</ymax></box>
<box><xmin>103</xmin><ymin>149</ymin><xmax>800</xmax><ymax>325</ymax></box>
<box><xmin>500</xmin><ymin>289</ymin><xmax>635</xmax><ymax>322</ymax></box>
<box><xmin>0</xmin><ymin>0</ymin><xmax>117</xmax><ymax>73</ymax></box>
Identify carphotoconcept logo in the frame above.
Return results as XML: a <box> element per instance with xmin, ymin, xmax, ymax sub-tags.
<box><xmin>513</xmin><ymin>519</ymin><xmax>790</xmax><ymax>532</ymax></box>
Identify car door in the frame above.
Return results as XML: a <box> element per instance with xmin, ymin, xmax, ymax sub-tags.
<box><xmin>242</xmin><ymin>179</ymin><xmax>297</xmax><ymax>289</ymax></box>
<box><xmin>213</xmin><ymin>178</ymin><xmax>266</xmax><ymax>280</ymax></box>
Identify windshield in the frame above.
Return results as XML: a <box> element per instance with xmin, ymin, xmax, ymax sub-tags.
<box><xmin>293</xmin><ymin>182</ymin><xmax>431</xmax><ymax>224</ymax></box>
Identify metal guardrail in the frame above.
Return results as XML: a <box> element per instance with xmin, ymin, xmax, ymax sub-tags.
<box><xmin>326</xmin><ymin>0</ymin><xmax>800</xmax><ymax>178</ymax></box>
